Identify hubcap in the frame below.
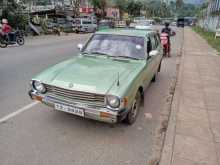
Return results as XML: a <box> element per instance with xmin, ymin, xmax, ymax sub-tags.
<box><xmin>130</xmin><ymin>94</ymin><xmax>141</xmax><ymax>121</ymax></box>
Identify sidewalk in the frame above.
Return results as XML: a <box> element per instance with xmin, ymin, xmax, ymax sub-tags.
<box><xmin>160</xmin><ymin>28</ymin><xmax>220</xmax><ymax>165</ymax></box>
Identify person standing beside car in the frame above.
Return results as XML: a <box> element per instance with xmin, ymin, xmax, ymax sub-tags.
<box><xmin>161</xmin><ymin>22</ymin><xmax>175</xmax><ymax>57</ymax></box>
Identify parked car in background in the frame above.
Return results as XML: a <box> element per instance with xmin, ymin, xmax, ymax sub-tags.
<box><xmin>73</xmin><ymin>17</ymin><xmax>97</xmax><ymax>33</ymax></box>
<box><xmin>134</xmin><ymin>16</ymin><xmax>146</xmax><ymax>23</ymax></box>
<box><xmin>177</xmin><ymin>18</ymin><xmax>185</xmax><ymax>28</ymax></box>
<box><xmin>115</xmin><ymin>20</ymin><xmax>127</xmax><ymax>28</ymax></box>
<box><xmin>171</xmin><ymin>21</ymin><xmax>177</xmax><ymax>26</ymax></box>
<box><xmin>98</xmin><ymin>20</ymin><xmax>114</xmax><ymax>30</ymax></box>
<box><xmin>46</xmin><ymin>17</ymin><xmax>73</xmax><ymax>33</ymax></box>
<box><xmin>135</xmin><ymin>20</ymin><xmax>153</xmax><ymax>30</ymax></box>
<box><xmin>29</xmin><ymin>28</ymin><xmax>163</xmax><ymax>125</ymax></box>
<box><xmin>129</xmin><ymin>22</ymin><xmax>137</xmax><ymax>28</ymax></box>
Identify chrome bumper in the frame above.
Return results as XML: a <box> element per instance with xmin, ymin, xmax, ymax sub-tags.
<box><xmin>29</xmin><ymin>90</ymin><xmax>128</xmax><ymax>124</ymax></box>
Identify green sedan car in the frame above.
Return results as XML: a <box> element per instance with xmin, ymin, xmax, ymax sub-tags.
<box><xmin>29</xmin><ymin>28</ymin><xmax>163</xmax><ymax>124</ymax></box>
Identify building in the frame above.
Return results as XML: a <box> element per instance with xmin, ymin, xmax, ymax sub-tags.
<box><xmin>80</xmin><ymin>0</ymin><xmax>94</xmax><ymax>15</ymax></box>
<box><xmin>200</xmin><ymin>0</ymin><xmax>220</xmax><ymax>31</ymax></box>
<box><xmin>29</xmin><ymin>0</ymin><xmax>94</xmax><ymax>17</ymax></box>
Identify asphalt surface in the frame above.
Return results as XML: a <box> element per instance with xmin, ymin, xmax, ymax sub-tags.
<box><xmin>0</xmin><ymin>27</ymin><xmax>183</xmax><ymax>165</ymax></box>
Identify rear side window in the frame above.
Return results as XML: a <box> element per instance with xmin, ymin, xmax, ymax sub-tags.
<box><xmin>154</xmin><ymin>34</ymin><xmax>160</xmax><ymax>48</ymax></box>
<box><xmin>150</xmin><ymin>35</ymin><xmax>157</xmax><ymax>50</ymax></box>
<box><xmin>150</xmin><ymin>33</ymin><xmax>161</xmax><ymax>49</ymax></box>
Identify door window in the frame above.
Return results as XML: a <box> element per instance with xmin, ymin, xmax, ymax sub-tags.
<box><xmin>147</xmin><ymin>37</ymin><xmax>152</xmax><ymax>54</ymax></box>
<box><xmin>150</xmin><ymin>35</ymin><xmax>157</xmax><ymax>50</ymax></box>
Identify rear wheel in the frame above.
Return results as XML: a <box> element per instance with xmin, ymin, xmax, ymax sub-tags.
<box><xmin>125</xmin><ymin>92</ymin><xmax>141</xmax><ymax>125</ymax></box>
<box><xmin>158</xmin><ymin>61</ymin><xmax>162</xmax><ymax>72</ymax></box>
<box><xmin>152</xmin><ymin>74</ymin><xmax>156</xmax><ymax>82</ymax></box>
<box><xmin>16</xmin><ymin>37</ymin><xmax>25</xmax><ymax>46</ymax></box>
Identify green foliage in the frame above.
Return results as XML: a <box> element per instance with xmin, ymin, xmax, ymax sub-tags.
<box><xmin>193</xmin><ymin>26</ymin><xmax>220</xmax><ymax>54</ymax></box>
<box><xmin>143</xmin><ymin>1</ymin><xmax>171</xmax><ymax>18</ymax></box>
<box><xmin>176</xmin><ymin>0</ymin><xmax>184</xmax><ymax>10</ymax></box>
<box><xmin>89</xmin><ymin>0</ymin><xmax>107</xmax><ymax>18</ymax></box>
<box><xmin>169</xmin><ymin>0</ymin><xmax>200</xmax><ymax>17</ymax></box>
<box><xmin>126</xmin><ymin>0</ymin><xmax>142</xmax><ymax>17</ymax></box>
<box><xmin>1</xmin><ymin>0</ymin><xmax>28</xmax><ymax>30</ymax></box>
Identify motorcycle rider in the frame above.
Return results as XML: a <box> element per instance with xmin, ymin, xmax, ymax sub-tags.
<box><xmin>2</xmin><ymin>19</ymin><xmax>13</xmax><ymax>41</ymax></box>
<box><xmin>161</xmin><ymin>22</ymin><xmax>173</xmax><ymax>57</ymax></box>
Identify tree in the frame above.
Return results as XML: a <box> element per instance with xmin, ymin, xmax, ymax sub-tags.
<box><xmin>142</xmin><ymin>0</ymin><xmax>171</xmax><ymax>18</ymax></box>
<box><xmin>69</xmin><ymin>0</ymin><xmax>80</xmax><ymax>17</ymax></box>
<box><xmin>89</xmin><ymin>0</ymin><xmax>107</xmax><ymax>18</ymax></box>
<box><xmin>176</xmin><ymin>0</ymin><xmax>184</xmax><ymax>10</ymax></box>
<box><xmin>126</xmin><ymin>0</ymin><xmax>142</xmax><ymax>17</ymax></box>
<box><xmin>1</xmin><ymin>0</ymin><xmax>29</xmax><ymax>30</ymax></box>
<box><xmin>113</xmin><ymin>0</ymin><xmax>127</xmax><ymax>19</ymax></box>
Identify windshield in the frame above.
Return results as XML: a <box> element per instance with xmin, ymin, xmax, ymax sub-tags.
<box><xmin>82</xmin><ymin>34</ymin><xmax>145</xmax><ymax>59</ymax></box>
<box><xmin>137</xmin><ymin>21</ymin><xmax>151</xmax><ymax>26</ymax></box>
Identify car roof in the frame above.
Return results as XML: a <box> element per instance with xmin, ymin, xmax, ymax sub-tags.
<box><xmin>96</xmin><ymin>28</ymin><xmax>155</xmax><ymax>37</ymax></box>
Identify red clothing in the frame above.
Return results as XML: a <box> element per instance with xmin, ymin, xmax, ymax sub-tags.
<box><xmin>2</xmin><ymin>24</ymin><xmax>12</xmax><ymax>33</ymax></box>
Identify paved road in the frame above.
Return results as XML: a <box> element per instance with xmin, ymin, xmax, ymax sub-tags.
<box><xmin>0</xmin><ymin>27</ymin><xmax>183</xmax><ymax>165</ymax></box>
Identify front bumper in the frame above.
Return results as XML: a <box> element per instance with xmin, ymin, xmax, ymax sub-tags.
<box><xmin>29</xmin><ymin>90</ymin><xmax>128</xmax><ymax>124</ymax></box>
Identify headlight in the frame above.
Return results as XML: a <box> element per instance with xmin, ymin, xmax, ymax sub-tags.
<box><xmin>33</xmin><ymin>81</ymin><xmax>46</xmax><ymax>93</ymax></box>
<box><xmin>106</xmin><ymin>95</ymin><xmax>120</xmax><ymax>108</ymax></box>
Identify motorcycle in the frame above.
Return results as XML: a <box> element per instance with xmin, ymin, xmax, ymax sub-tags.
<box><xmin>0</xmin><ymin>30</ymin><xmax>25</xmax><ymax>48</ymax></box>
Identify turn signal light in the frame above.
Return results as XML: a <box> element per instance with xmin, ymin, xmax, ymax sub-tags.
<box><xmin>32</xmin><ymin>95</ymin><xmax>43</xmax><ymax>102</ymax></box>
<box><xmin>123</xmin><ymin>97</ymin><xmax>128</xmax><ymax>107</ymax></box>
<box><xmin>100</xmin><ymin>112</ymin><xmax>111</xmax><ymax>118</ymax></box>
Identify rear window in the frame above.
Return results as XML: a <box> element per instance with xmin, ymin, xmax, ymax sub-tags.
<box><xmin>83</xmin><ymin>21</ymin><xmax>92</xmax><ymax>24</ymax></box>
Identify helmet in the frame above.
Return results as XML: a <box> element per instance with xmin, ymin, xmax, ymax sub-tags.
<box><xmin>165</xmin><ymin>22</ymin><xmax>170</xmax><ymax>27</ymax></box>
<box><xmin>2</xmin><ymin>19</ymin><xmax>8</xmax><ymax>24</ymax></box>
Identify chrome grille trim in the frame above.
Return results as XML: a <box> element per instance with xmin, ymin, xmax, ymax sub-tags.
<box><xmin>44</xmin><ymin>84</ymin><xmax>105</xmax><ymax>107</ymax></box>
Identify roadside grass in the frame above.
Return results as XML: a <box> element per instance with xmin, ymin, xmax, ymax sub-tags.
<box><xmin>192</xmin><ymin>26</ymin><xmax>220</xmax><ymax>54</ymax></box>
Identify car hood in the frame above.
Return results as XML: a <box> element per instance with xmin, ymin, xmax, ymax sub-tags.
<box><xmin>34</xmin><ymin>55</ymin><xmax>141</xmax><ymax>94</ymax></box>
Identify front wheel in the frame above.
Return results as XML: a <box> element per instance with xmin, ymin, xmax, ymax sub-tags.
<box><xmin>124</xmin><ymin>92</ymin><xmax>141</xmax><ymax>125</ymax></box>
<box><xmin>0</xmin><ymin>40</ymin><xmax>7</xmax><ymax>48</ymax></box>
<box><xmin>16</xmin><ymin>37</ymin><xmax>25</xmax><ymax>46</ymax></box>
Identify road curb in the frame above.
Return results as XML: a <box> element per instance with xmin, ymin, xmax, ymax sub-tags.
<box><xmin>159</xmin><ymin>36</ymin><xmax>185</xmax><ymax>165</ymax></box>
<box><xmin>147</xmin><ymin>56</ymin><xmax>182</xmax><ymax>165</ymax></box>
<box><xmin>147</xmin><ymin>29</ymin><xmax>185</xmax><ymax>165</ymax></box>
<box><xmin>159</xmin><ymin>63</ymin><xmax>182</xmax><ymax>165</ymax></box>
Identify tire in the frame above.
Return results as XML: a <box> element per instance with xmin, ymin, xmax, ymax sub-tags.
<box><xmin>158</xmin><ymin>61</ymin><xmax>162</xmax><ymax>72</ymax></box>
<box><xmin>16</xmin><ymin>37</ymin><xmax>25</xmax><ymax>46</ymax></box>
<box><xmin>0</xmin><ymin>40</ymin><xmax>7</xmax><ymax>48</ymax></box>
<box><xmin>125</xmin><ymin>92</ymin><xmax>141</xmax><ymax>125</ymax></box>
<box><xmin>152</xmin><ymin>74</ymin><xmax>156</xmax><ymax>82</ymax></box>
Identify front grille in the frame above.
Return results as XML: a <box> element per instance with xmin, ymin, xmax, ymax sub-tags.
<box><xmin>44</xmin><ymin>84</ymin><xmax>106</xmax><ymax>108</ymax></box>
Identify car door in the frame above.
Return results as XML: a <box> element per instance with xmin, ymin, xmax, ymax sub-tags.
<box><xmin>142</xmin><ymin>35</ymin><xmax>155</xmax><ymax>90</ymax></box>
<box><xmin>151</xmin><ymin>34</ymin><xmax>163</xmax><ymax>73</ymax></box>
<box><xmin>142</xmin><ymin>33</ymin><xmax>162</xmax><ymax>88</ymax></box>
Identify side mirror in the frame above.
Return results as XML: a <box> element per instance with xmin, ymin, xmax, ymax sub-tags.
<box><xmin>77</xmin><ymin>44</ymin><xmax>83</xmax><ymax>51</ymax></box>
<box><xmin>149</xmin><ymin>50</ymin><xmax>158</xmax><ymax>57</ymax></box>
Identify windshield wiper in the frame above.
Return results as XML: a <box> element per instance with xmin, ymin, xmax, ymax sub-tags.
<box><xmin>81</xmin><ymin>51</ymin><xmax>110</xmax><ymax>57</ymax></box>
<box><xmin>113</xmin><ymin>56</ymin><xmax>140</xmax><ymax>60</ymax></box>
<box><xmin>90</xmin><ymin>51</ymin><xmax>111</xmax><ymax>56</ymax></box>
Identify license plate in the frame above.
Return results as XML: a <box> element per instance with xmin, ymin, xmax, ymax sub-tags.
<box><xmin>54</xmin><ymin>103</ymin><xmax>84</xmax><ymax>117</ymax></box>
